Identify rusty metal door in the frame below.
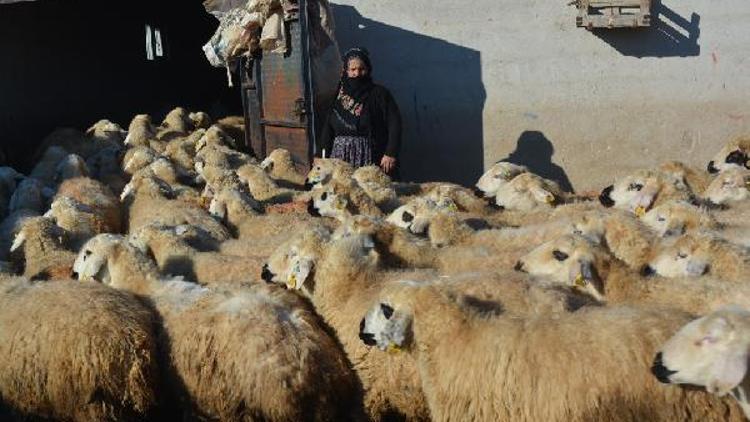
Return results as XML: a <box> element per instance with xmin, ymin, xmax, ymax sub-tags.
<box><xmin>241</xmin><ymin>0</ymin><xmax>314</xmax><ymax>173</ymax></box>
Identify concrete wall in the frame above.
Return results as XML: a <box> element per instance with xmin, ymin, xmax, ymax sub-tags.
<box><xmin>331</xmin><ymin>0</ymin><xmax>750</xmax><ymax>191</ymax></box>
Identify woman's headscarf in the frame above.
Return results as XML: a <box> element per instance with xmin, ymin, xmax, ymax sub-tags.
<box><xmin>332</xmin><ymin>47</ymin><xmax>375</xmax><ymax>132</ymax></box>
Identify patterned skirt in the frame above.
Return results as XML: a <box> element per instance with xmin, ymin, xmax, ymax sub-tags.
<box><xmin>330</xmin><ymin>136</ymin><xmax>372</xmax><ymax>168</ymax></box>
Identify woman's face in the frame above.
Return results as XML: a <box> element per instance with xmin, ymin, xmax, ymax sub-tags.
<box><xmin>346</xmin><ymin>58</ymin><xmax>369</xmax><ymax>78</ymax></box>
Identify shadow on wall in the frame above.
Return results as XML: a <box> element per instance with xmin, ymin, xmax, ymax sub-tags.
<box><xmin>590</xmin><ymin>0</ymin><xmax>700</xmax><ymax>57</ymax></box>
<box><xmin>501</xmin><ymin>131</ymin><xmax>575</xmax><ymax>193</ymax></box>
<box><xmin>331</xmin><ymin>5</ymin><xmax>486</xmax><ymax>186</ymax></box>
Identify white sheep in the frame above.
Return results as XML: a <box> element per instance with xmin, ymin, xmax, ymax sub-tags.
<box><xmin>235</xmin><ymin>163</ymin><xmax>298</xmax><ymax>204</ymax></box>
<box><xmin>74</xmin><ymin>234</ymin><xmax>363</xmax><ymax>421</ymax></box>
<box><xmin>352</xmin><ymin>165</ymin><xmax>400</xmax><ymax>212</ymax></box>
<box><xmin>308</xmin><ymin>178</ymin><xmax>383</xmax><ymax>221</ymax></box>
<box><xmin>122</xmin><ymin>145</ymin><xmax>160</xmax><ymax>176</ymax></box>
<box><xmin>304</xmin><ymin>157</ymin><xmax>354</xmax><ymax>188</ymax></box>
<box><xmin>474</xmin><ymin>161</ymin><xmax>528</xmax><ymax>198</ymax></box>
<box><xmin>703</xmin><ymin>168</ymin><xmax>750</xmax><ymax>206</ymax></box>
<box><xmin>188</xmin><ymin>111</ymin><xmax>212</xmax><ymax>129</ymax></box>
<box><xmin>0</xmin><ymin>276</ymin><xmax>159</xmax><ymax>420</ymax></box>
<box><xmin>156</xmin><ymin>107</ymin><xmax>193</xmax><ymax>141</ymax></box>
<box><xmin>599</xmin><ymin>169</ymin><xmax>695</xmax><ymax>215</ymax></box>
<box><xmin>10</xmin><ymin>216</ymin><xmax>77</xmax><ymax>280</ymax></box>
<box><xmin>260</xmin><ymin>148</ymin><xmax>307</xmax><ymax>188</ymax></box>
<box><xmin>359</xmin><ymin>282</ymin><xmax>744</xmax><ymax>421</ymax></box>
<box><xmin>44</xmin><ymin>196</ymin><xmax>113</xmax><ymax>250</ymax></box>
<box><xmin>652</xmin><ymin>306</ymin><xmax>750</xmax><ymax>419</ymax></box>
<box><xmin>124</xmin><ymin>114</ymin><xmax>164</xmax><ymax>151</ymax></box>
<box><xmin>55</xmin><ymin>176</ymin><xmax>122</xmax><ymax>234</ymax></box>
<box><xmin>53</xmin><ymin>153</ymin><xmax>89</xmax><ymax>184</ymax></box>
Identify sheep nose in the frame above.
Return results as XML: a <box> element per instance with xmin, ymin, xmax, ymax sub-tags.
<box><xmin>514</xmin><ymin>261</ymin><xmax>526</xmax><ymax>272</ymax></box>
<box><xmin>303</xmin><ymin>180</ymin><xmax>314</xmax><ymax>190</ymax></box>
<box><xmin>306</xmin><ymin>201</ymin><xmax>321</xmax><ymax>217</ymax></box>
<box><xmin>261</xmin><ymin>264</ymin><xmax>274</xmax><ymax>283</ymax></box>
<box><xmin>707</xmin><ymin>161</ymin><xmax>719</xmax><ymax>174</ymax></box>
<box><xmin>473</xmin><ymin>187</ymin><xmax>486</xmax><ymax>198</ymax></box>
<box><xmin>489</xmin><ymin>202</ymin><xmax>504</xmax><ymax>211</ymax></box>
<box><xmin>71</xmin><ymin>271</ymin><xmax>79</xmax><ymax>279</ymax></box>
<box><xmin>599</xmin><ymin>185</ymin><xmax>615</xmax><ymax>207</ymax></box>
<box><xmin>651</xmin><ymin>352</ymin><xmax>677</xmax><ymax>384</ymax></box>
<box><xmin>359</xmin><ymin>318</ymin><xmax>377</xmax><ymax>346</ymax></box>
<box><xmin>640</xmin><ymin>265</ymin><xmax>656</xmax><ymax>277</ymax></box>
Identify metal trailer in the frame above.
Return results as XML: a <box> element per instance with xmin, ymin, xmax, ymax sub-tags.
<box><xmin>240</xmin><ymin>0</ymin><xmax>340</xmax><ymax>174</ymax></box>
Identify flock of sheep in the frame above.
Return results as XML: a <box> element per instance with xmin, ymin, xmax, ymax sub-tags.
<box><xmin>0</xmin><ymin>105</ymin><xmax>749</xmax><ymax>421</ymax></box>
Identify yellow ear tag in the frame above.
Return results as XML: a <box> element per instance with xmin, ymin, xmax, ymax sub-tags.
<box><xmin>635</xmin><ymin>206</ymin><xmax>646</xmax><ymax>217</ymax></box>
<box><xmin>334</xmin><ymin>199</ymin><xmax>346</xmax><ymax>210</ymax></box>
<box><xmin>574</xmin><ymin>274</ymin><xmax>587</xmax><ymax>287</ymax></box>
<box><xmin>448</xmin><ymin>203</ymin><xmax>459</xmax><ymax>212</ymax></box>
<box><xmin>386</xmin><ymin>344</ymin><xmax>402</xmax><ymax>354</ymax></box>
<box><xmin>286</xmin><ymin>273</ymin><xmax>297</xmax><ymax>290</ymax></box>
<box><xmin>545</xmin><ymin>194</ymin><xmax>555</xmax><ymax>204</ymax></box>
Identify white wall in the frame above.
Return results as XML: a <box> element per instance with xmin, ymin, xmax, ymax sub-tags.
<box><xmin>331</xmin><ymin>0</ymin><xmax>750</xmax><ymax>191</ymax></box>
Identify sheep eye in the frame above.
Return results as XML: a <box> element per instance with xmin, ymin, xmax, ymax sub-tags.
<box><xmin>402</xmin><ymin>211</ymin><xmax>414</xmax><ymax>223</ymax></box>
<box><xmin>572</xmin><ymin>228</ymin><xmax>583</xmax><ymax>235</ymax></box>
<box><xmin>85</xmin><ymin>250</ymin><xmax>92</xmax><ymax>257</ymax></box>
<box><xmin>380</xmin><ymin>303</ymin><xmax>394</xmax><ymax>319</ymax></box>
<box><xmin>628</xmin><ymin>183</ymin><xmax>644</xmax><ymax>191</ymax></box>
<box><xmin>321</xmin><ymin>192</ymin><xmax>328</xmax><ymax>201</ymax></box>
<box><xmin>677</xmin><ymin>252</ymin><xmax>688</xmax><ymax>259</ymax></box>
<box><xmin>553</xmin><ymin>250</ymin><xmax>569</xmax><ymax>261</ymax></box>
<box><xmin>657</xmin><ymin>216</ymin><xmax>666</xmax><ymax>222</ymax></box>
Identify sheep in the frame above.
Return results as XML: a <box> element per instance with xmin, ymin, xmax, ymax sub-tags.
<box><xmin>641</xmin><ymin>232</ymin><xmax>750</xmax><ymax>282</ymax></box>
<box><xmin>474</xmin><ymin>161</ymin><xmax>528</xmax><ymax>198</ymax></box>
<box><xmin>128</xmin><ymin>224</ymin><xmax>266</xmax><ymax>287</ymax></box>
<box><xmin>53</xmin><ymin>153</ymin><xmax>89</xmax><ymax>183</ymax></box>
<box><xmin>85</xmin><ymin>145</ymin><xmax>128</xmax><ymax>195</ymax></box>
<box><xmin>642</xmin><ymin>200</ymin><xmax>720</xmax><ymax>237</ymax></box>
<box><xmin>308</xmin><ymin>177</ymin><xmax>383</xmax><ymax>220</ymax></box>
<box><xmin>56</xmin><ymin>176</ymin><xmax>122</xmax><ymax>234</ymax></box>
<box><xmin>707</xmin><ymin>134</ymin><xmax>750</xmax><ymax>174</ymax></box>
<box><xmin>121</xmin><ymin>175</ymin><xmax>230</xmax><ymax>242</ymax></box>
<box><xmin>658</xmin><ymin>160</ymin><xmax>713</xmax><ymax>196</ymax></box>
<box><xmin>236</xmin><ymin>163</ymin><xmax>300</xmax><ymax>204</ymax></box>
<box><xmin>359</xmin><ymin>282</ymin><xmax>744</xmax><ymax>422</ymax></box>
<box><xmin>263</xmin><ymin>230</ymin><xmax>432</xmax><ymax>421</ymax></box>
<box><xmin>122</xmin><ymin>145</ymin><xmax>159</xmax><ymax>175</ymax></box>
<box><xmin>352</xmin><ymin>165</ymin><xmax>400</xmax><ymax>212</ymax></box>
<box><xmin>74</xmin><ymin>234</ymin><xmax>363</xmax><ymax>421</ymax></box>
<box><xmin>515</xmin><ymin>233</ymin><xmax>750</xmax><ymax>315</ymax></box>
<box><xmin>334</xmin><ymin>215</ymin><xmax>436</xmax><ymax>268</ymax></box>
<box><xmin>599</xmin><ymin>169</ymin><xmax>695</xmax><ymax>215</ymax></box>
<box><xmin>304</xmin><ymin>158</ymin><xmax>354</xmax><ymax>188</ymax></box>
<box><xmin>189</xmin><ymin>111</ymin><xmax>212</xmax><ymax>129</ymax></box>
<box><xmin>10</xmin><ymin>216</ymin><xmax>77</xmax><ymax>279</ymax></box>
<box><xmin>492</xmin><ymin>172</ymin><xmax>567</xmax><ymax>211</ymax></box>
<box><xmin>260</xmin><ymin>148</ymin><xmax>307</xmax><ymax>188</ymax></box>
<box><xmin>208</xmin><ymin>183</ymin><xmax>263</xmax><ymax>236</ymax></box>
<box><xmin>164</xmin><ymin>129</ymin><xmax>204</xmax><ymax>174</ymax></box>
<box><xmin>0</xmin><ymin>209</ymin><xmax>38</xmax><ymax>261</ymax></box>
<box><xmin>651</xmin><ymin>306</ymin><xmax>750</xmax><ymax>419</ymax></box>
<box><xmin>124</xmin><ymin>114</ymin><xmax>165</xmax><ymax>152</ymax></box>
<box><xmin>196</xmin><ymin>143</ymin><xmax>256</xmax><ymax>174</ymax></box>
<box><xmin>29</xmin><ymin>146</ymin><xmax>69</xmax><ymax>188</ymax></box>
<box><xmin>0</xmin><ymin>276</ymin><xmax>159</xmax><ymax>421</ymax></box>
<box><xmin>9</xmin><ymin>177</ymin><xmax>51</xmax><ymax>214</ymax></box>
<box><xmin>156</xmin><ymin>107</ymin><xmax>193</xmax><ymax>141</ymax></box>
<box><xmin>219</xmin><ymin>213</ymin><xmax>337</xmax><ymax>256</ymax></box>
<box><xmin>44</xmin><ymin>196</ymin><xmax>113</xmax><ymax>250</ymax></box>
<box><xmin>421</xmin><ymin>182</ymin><xmax>493</xmax><ymax>214</ymax></box>
<box><xmin>195</xmin><ymin>125</ymin><xmax>239</xmax><ymax>153</ymax></box>
<box><xmin>215</xmin><ymin>115</ymin><xmax>246</xmax><ymax>147</ymax></box>
<box><xmin>0</xmin><ymin>166</ymin><xmax>24</xmax><ymax>219</ymax></box>
<box><xmin>85</xmin><ymin>119</ymin><xmax>127</xmax><ymax>146</ymax></box>
<box><xmin>703</xmin><ymin>167</ymin><xmax>750</xmax><ymax>206</ymax></box>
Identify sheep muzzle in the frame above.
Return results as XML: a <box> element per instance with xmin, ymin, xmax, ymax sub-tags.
<box><xmin>599</xmin><ymin>185</ymin><xmax>615</xmax><ymax>207</ymax></box>
<box><xmin>651</xmin><ymin>352</ymin><xmax>677</xmax><ymax>384</ymax></box>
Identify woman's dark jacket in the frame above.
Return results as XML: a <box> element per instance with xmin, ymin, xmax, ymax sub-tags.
<box><xmin>317</xmin><ymin>84</ymin><xmax>402</xmax><ymax>161</ymax></box>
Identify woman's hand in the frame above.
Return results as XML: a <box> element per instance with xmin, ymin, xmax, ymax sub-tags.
<box><xmin>380</xmin><ymin>155</ymin><xmax>396</xmax><ymax>174</ymax></box>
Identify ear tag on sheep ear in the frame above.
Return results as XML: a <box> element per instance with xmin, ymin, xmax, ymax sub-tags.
<box><xmin>635</xmin><ymin>206</ymin><xmax>647</xmax><ymax>218</ymax></box>
<box><xmin>574</xmin><ymin>274</ymin><xmax>588</xmax><ymax>288</ymax></box>
<box><xmin>334</xmin><ymin>198</ymin><xmax>346</xmax><ymax>210</ymax></box>
<box><xmin>447</xmin><ymin>203</ymin><xmax>459</xmax><ymax>212</ymax></box>
<box><xmin>286</xmin><ymin>273</ymin><xmax>298</xmax><ymax>290</ymax></box>
<box><xmin>386</xmin><ymin>343</ymin><xmax>402</xmax><ymax>354</ymax></box>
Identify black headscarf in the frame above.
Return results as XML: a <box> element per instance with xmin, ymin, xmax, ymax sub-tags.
<box><xmin>332</xmin><ymin>47</ymin><xmax>375</xmax><ymax>133</ymax></box>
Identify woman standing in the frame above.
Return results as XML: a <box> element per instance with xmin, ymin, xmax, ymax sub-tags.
<box><xmin>318</xmin><ymin>47</ymin><xmax>402</xmax><ymax>176</ymax></box>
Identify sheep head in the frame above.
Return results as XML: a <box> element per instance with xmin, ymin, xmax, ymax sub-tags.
<box><xmin>359</xmin><ymin>287</ymin><xmax>418</xmax><ymax>353</ymax></box>
<box><xmin>641</xmin><ymin>234</ymin><xmax>712</xmax><ymax>278</ymax></box>
<box><xmin>54</xmin><ymin>153</ymin><xmax>90</xmax><ymax>183</ymax></box>
<box><xmin>702</xmin><ymin>168</ymin><xmax>750</xmax><ymax>206</ymax></box>
<box><xmin>308</xmin><ymin>184</ymin><xmax>350</xmax><ymax>220</ymax></box>
<box><xmin>642</xmin><ymin>200</ymin><xmax>718</xmax><ymax>237</ymax></box>
<box><xmin>599</xmin><ymin>170</ymin><xmax>663</xmax><ymax>216</ymax></box>
<box><xmin>652</xmin><ymin>306</ymin><xmax>750</xmax><ymax>397</ymax></box>
<box><xmin>493</xmin><ymin>173</ymin><xmax>560</xmax><ymax>211</ymax></box>
<box><xmin>263</xmin><ymin>227</ymin><xmax>331</xmax><ymax>291</ymax></box>
<box><xmin>86</xmin><ymin>119</ymin><xmax>127</xmax><ymax>143</ymax></box>
<box><xmin>73</xmin><ymin>234</ymin><xmax>125</xmax><ymax>285</ymax></box>
<box><xmin>515</xmin><ymin>234</ymin><xmax>608</xmax><ymax>301</ymax></box>
<box><xmin>707</xmin><ymin>135</ymin><xmax>750</xmax><ymax>174</ymax></box>
<box><xmin>305</xmin><ymin>158</ymin><xmax>352</xmax><ymax>189</ymax></box>
<box><xmin>475</xmin><ymin>161</ymin><xmax>528</xmax><ymax>198</ymax></box>
<box><xmin>260</xmin><ymin>148</ymin><xmax>293</xmax><ymax>173</ymax></box>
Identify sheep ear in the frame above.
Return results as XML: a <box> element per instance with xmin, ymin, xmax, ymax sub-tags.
<box><xmin>120</xmin><ymin>182</ymin><xmax>134</xmax><ymax>201</ymax></box>
<box><xmin>530</xmin><ymin>185</ymin><xmax>555</xmax><ymax>205</ymax></box>
<box><xmin>699</xmin><ymin>316</ymin><xmax>749</xmax><ymax>395</ymax></box>
<box><xmin>10</xmin><ymin>231</ymin><xmax>26</xmax><ymax>252</ymax></box>
<box><xmin>287</xmin><ymin>256</ymin><xmax>314</xmax><ymax>290</ymax></box>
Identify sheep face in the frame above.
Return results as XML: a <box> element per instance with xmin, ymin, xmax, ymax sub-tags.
<box><xmin>386</xmin><ymin>197</ymin><xmax>453</xmax><ymax>235</ymax></box>
<box><xmin>707</xmin><ymin>136</ymin><xmax>750</xmax><ymax>174</ymax></box>
<box><xmin>73</xmin><ymin>234</ymin><xmax>124</xmax><ymax>285</ymax></box>
<box><xmin>123</xmin><ymin>147</ymin><xmax>159</xmax><ymax>175</ymax></box>
<box><xmin>599</xmin><ymin>170</ymin><xmax>661</xmax><ymax>215</ymax></box>
<box><xmin>264</xmin><ymin>228</ymin><xmax>332</xmax><ymax>289</ymax></box>
<box><xmin>643</xmin><ymin>236</ymin><xmax>710</xmax><ymax>278</ymax></box>
<box><xmin>125</xmin><ymin>114</ymin><xmax>156</xmax><ymax>146</ymax></box>
<box><xmin>260</xmin><ymin>148</ymin><xmax>293</xmax><ymax>173</ymax></box>
<box><xmin>652</xmin><ymin>306</ymin><xmax>750</xmax><ymax>397</ymax></box>
<box><xmin>304</xmin><ymin>158</ymin><xmax>351</xmax><ymax>188</ymax></box>
<box><xmin>86</xmin><ymin>119</ymin><xmax>126</xmax><ymax>143</ymax></box>
<box><xmin>703</xmin><ymin>168</ymin><xmax>750</xmax><ymax>205</ymax></box>
<box><xmin>475</xmin><ymin>162</ymin><xmax>527</xmax><ymax>197</ymax></box>
<box><xmin>188</xmin><ymin>111</ymin><xmax>212</xmax><ymax>130</ymax></box>
<box><xmin>642</xmin><ymin>201</ymin><xmax>714</xmax><ymax>237</ymax></box>
<box><xmin>359</xmin><ymin>300</ymin><xmax>412</xmax><ymax>353</ymax></box>
<box><xmin>494</xmin><ymin>173</ymin><xmax>558</xmax><ymax>211</ymax></box>
<box><xmin>309</xmin><ymin>185</ymin><xmax>349</xmax><ymax>219</ymax></box>
<box><xmin>515</xmin><ymin>235</ymin><xmax>606</xmax><ymax>301</ymax></box>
